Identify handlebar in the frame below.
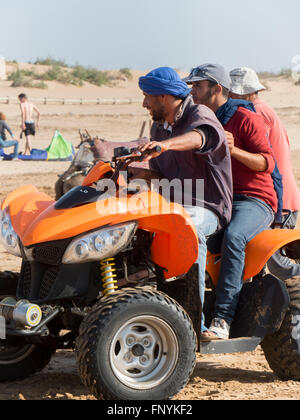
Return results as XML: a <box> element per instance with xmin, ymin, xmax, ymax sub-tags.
<box><xmin>136</xmin><ymin>146</ymin><xmax>162</xmax><ymax>159</ymax></box>
<box><xmin>114</xmin><ymin>146</ymin><xmax>162</xmax><ymax>163</ymax></box>
<box><xmin>110</xmin><ymin>145</ymin><xmax>162</xmax><ymax>184</ymax></box>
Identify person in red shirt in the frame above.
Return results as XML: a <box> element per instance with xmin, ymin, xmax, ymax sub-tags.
<box><xmin>230</xmin><ymin>67</ymin><xmax>300</xmax><ymax>280</ymax></box>
<box><xmin>184</xmin><ymin>64</ymin><xmax>277</xmax><ymax>339</ymax></box>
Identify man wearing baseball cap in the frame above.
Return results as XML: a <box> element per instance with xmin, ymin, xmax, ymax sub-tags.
<box><xmin>230</xmin><ymin>67</ymin><xmax>300</xmax><ymax>280</ymax></box>
<box><xmin>138</xmin><ymin>67</ymin><xmax>233</xmax><ymax>336</ymax></box>
<box><xmin>185</xmin><ymin>64</ymin><xmax>278</xmax><ymax>340</ymax></box>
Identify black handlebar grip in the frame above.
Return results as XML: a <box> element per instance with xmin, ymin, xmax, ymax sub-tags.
<box><xmin>144</xmin><ymin>146</ymin><xmax>162</xmax><ymax>156</ymax></box>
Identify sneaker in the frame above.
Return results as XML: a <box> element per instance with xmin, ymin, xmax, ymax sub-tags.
<box><xmin>0</xmin><ymin>157</ymin><xmax>3</xmax><ymax>161</ymax></box>
<box><xmin>206</xmin><ymin>318</ymin><xmax>230</xmax><ymax>341</ymax></box>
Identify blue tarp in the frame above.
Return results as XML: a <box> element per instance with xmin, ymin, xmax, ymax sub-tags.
<box><xmin>0</xmin><ymin>131</ymin><xmax>75</xmax><ymax>162</ymax></box>
<box><xmin>0</xmin><ymin>148</ymin><xmax>73</xmax><ymax>161</ymax></box>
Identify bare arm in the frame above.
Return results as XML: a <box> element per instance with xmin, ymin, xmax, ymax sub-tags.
<box><xmin>139</xmin><ymin>131</ymin><xmax>203</xmax><ymax>160</ymax></box>
<box><xmin>231</xmin><ymin>148</ymin><xmax>268</xmax><ymax>172</ymax></box>
<box><xmin>226</xmin><ymin>131</ymin><xmax>268</xmax><ymax>172</ymax></box>
<box><xmin>3</xmin><ymin>122</ymin><xmax>14</xmax><ymax>138</ymax></box>
<box><xmin>33</xmin><ymin>105</ymin><xmax>41</xmax><ymax>128</ymax></box>
<box><xmin>20</xmin><ymin>104</ymin><xmax>26</xmax><ymax>130</ymax></box>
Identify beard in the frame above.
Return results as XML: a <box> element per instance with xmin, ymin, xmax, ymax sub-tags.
<box><xmin>149</xmin><ymin>103</ymin><xmax>166</xmax><ymax>122</ymax></box>
<box><xmin>152</xmin><ymin>111</ymin><xmax>165</xmax><ymax>122</ymax></box>
<box><xmin>193</xmin><ymin>89</ymin><xmax>213</xmax><ymax>107</ymax></box>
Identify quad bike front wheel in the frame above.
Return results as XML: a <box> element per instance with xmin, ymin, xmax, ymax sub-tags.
<box><xmin>0</xmin><ymin>338</ymin><xmax>54</xmax><ymax>382</ymax></box>
<box><xmin>76</xmin><ymin>287</ymin><xmax>197</xmax><ymax>400</ymax></box>
<box><xmin>262</xmin><ymin>277</ymin><xmax>300</xmax><ymax>380</ymax></box>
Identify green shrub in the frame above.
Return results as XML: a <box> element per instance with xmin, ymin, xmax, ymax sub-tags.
<box><xmin>8</xmin><ymin>68</ymin><xmax>34</xmax><ymax>88</ymax></box>
<box><xmin>9</xmin><ymin>59</ymin><xmax>122</xmax><ymax>88</ymax></box>
<box><xmin>278</xmin><ymin>68</ymin><xmax>292</xmax><ymax>78</ymax></box>
<box><xmin>34</xmin><ymin>57</ymin><xmax>68</xmax><ymax>67</ymax></box>
<box><xmin>8</xmin><ymin>68</ymin><xmax>48</xmax><ymax>88</ymax></box>
<box><xmin>119</xmin><ymin>68</ymin><xmax>133</xmax><ymax>80</ymax></box>
<box><xmin>71</xmin><ymin>66</ymin><xmax>113</xmax><ymax>86</ymax></box>
<box><xmin>33</xmin><ymin>81</ymin><xmax>48</xmax><ymax>89</ymax></box>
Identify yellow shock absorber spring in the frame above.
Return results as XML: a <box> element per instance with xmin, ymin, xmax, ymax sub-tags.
<box><xmin>100</xmin><ymin>258</ymin><xmax>118</xmax><ymax>296</ymax></box>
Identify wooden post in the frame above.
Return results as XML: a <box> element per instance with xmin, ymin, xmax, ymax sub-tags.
<box><xmin>139</xmin><ymin>121</ymin><xmax>147</xmax><ymax>138</ymax></box>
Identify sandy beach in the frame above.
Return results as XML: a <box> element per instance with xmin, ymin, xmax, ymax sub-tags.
<box><xmin>0</xmin><ymin>71</ymin><xmax>300</xmax><ymax>400</ymax></box>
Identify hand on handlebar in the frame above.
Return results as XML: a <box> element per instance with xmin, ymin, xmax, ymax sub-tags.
<box><xmin>138</xmin><ymin>141</ymin><xmax>167</xmax><ymax>162</ymax></box>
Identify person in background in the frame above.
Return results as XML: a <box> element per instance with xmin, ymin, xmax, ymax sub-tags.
<box><xmin>184</xmin><ymin>63</ymin><xmax>277</xmax><ymax>339</ymax></box>
<box><xmin>0</xmin><ymin>113</ymin><xmax>19</xmax><ymax>161</ymax></box>
<box><xmin>230</xmin><ymin>67</ymin><xmax>300</xmax><ymax>280</ymax></box>
<box><xmin>18</xmin><ymin>93</ymin><xmax>41</xmax><ymax>156</ymax></box>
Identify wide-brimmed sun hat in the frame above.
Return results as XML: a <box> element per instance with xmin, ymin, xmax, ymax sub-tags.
<box><xmin>230</xmin><ymin>67</ymin><xmax>266</xmax><ymax>95</ymax></box>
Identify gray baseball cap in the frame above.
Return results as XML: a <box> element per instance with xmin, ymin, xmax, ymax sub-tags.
<box><xmin>183</xmin><ymin>63</ymin><xmax>232</xmax><ymax>90</ymax></box>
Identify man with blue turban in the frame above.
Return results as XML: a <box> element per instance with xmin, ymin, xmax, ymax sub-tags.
<box><xmin>138</xmin><ymin>67</ymin><xmax>233</xmax><ymax>338</ymax></box>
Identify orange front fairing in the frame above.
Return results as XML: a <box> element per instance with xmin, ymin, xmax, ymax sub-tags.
<box><xmin>82</xmin><ymin>161</ymin><xmax>127</xmax><ymax>188</ymax></box>
<box><xmin>5</xmin><ymin>187</ymin><xmax>198</xmax><ymax>280</ymax></box>
<box><xmin>1</xmin><ymin>185</ymin><xmax>55</xmax><ymax>241</ymax></box>
<box><xmin>207</xmin><ymin>229</ymin><xmax>300</xmax><ymax>286</ymax></box>
<box><xmin>82</xmin><ymin>162</ymin><xmax>113</xmax><ymax>187</ymax></box>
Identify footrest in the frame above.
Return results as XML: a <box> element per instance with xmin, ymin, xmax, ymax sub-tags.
<box><xmin>200</xmin><ymin>337</ymin><xmax>262</xmax><ymax>355</ymax></box>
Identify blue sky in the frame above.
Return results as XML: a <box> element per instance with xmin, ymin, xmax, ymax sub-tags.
<box><xmin>1</xmin><ymin>0</ymin><xmax>300</xmax><ymax>72</ymax></box>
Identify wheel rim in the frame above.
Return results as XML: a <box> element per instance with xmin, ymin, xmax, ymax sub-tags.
<box><xmin>0</xmin><ymin>340</ymin><xmax>35</xmax><ymax>365</ymax></box>
<box><xmin>109</xmin><ymin>315</ymin><xmax>179</xmax><ymax>390</ymax></box>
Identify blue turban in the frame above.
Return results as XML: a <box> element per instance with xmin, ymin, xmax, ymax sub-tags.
<box><xmin>139</xmin><ymin>67</ymin><xmax>191</xmax><ymax>99</ymax></box>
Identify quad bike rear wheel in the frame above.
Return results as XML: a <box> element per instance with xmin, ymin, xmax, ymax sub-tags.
<box><xmin>76</xmin><ymin>287</ymin><xmax>197</xmax><ymax>400</ymax></box>
<box><xmin>262</xmin><ymin>277</ymin><xmax>300</xmax><ymax>380</ymax></box>
<box><xmin>0</xmin><ymin>339</ymin><xmax>54</xmax><ymax>382</ymax></box>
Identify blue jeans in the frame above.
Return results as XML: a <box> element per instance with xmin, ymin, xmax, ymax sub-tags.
<box><xmin>214</xmin><ymin>195</ymin><xmax>274</xmax><ymax>325</ymax></box>
<box><xmin>0</xmin><ymin>136</ymin><xmax>19</xmax><ymax>158</ymax></box>
<box><xmin>267</xmin><ymin>211</ymin><xmax>300</xmax><ymax>280</ymax></box>
<box><xmin>185</xmin><ymin>206</ymin><xmax>219</xmax><ymax>332</ymax></box>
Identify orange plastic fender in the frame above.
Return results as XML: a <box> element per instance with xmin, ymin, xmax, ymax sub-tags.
<box><xmin>82</xmin><ymin>161</ymin><xmax>127</xmax><ymax>188</ymax></box>
<box><xmin>2</xmin><ymin>186</ymin><xmax>54</xmax><ymax>240</ymax></box>
<box><xmin>82</xmin><ymin>162</ymin><xmax>113</xmax><ymax>187</ymax></box>
<box><xmin>206</xmin><ymin>229</ymin><xmax>300</xmax><ymax>286</ymax></box>
<box><xmin>139</xmin><ymin>212</ymin><xmax>199</xmax><ymax>279</ymax></box>
<box><xmin>244</xmin><ymin>229</ymin><xmax>300</xmax><ymax>279</ymax></box>
<box><xmin>1</xmin><ymin>185</ymin><xmax>39</xmax><ymax>211</ymax></box>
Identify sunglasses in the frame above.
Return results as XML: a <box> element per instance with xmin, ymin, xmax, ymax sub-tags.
<box><xmin>190</xmin><ymin>68</ymin><xmax>220</xmax><ymax>85</ymax></box>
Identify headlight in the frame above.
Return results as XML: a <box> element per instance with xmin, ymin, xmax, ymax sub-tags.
<box><xmin>62</xmin><ymin>222</ymin><xmax>137</xmax><ymax>264</ymax></box>
<box><xmin>0</xmin><ymin>208</ymin><xmax>21</xmax><ymax>257</ymax></box>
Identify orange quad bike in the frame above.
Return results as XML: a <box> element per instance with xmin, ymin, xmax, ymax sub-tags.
<box><xmin>0</xmin><ymin>146</ymin><xmax>300</xmax><ymax>400</ymax></box>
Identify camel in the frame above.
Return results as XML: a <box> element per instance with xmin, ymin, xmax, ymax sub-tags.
<box><xmin>55</xmin><ymin>130</ymin><xmax>149</xmax><ymax>200</ymax></box>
